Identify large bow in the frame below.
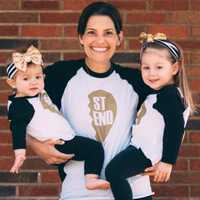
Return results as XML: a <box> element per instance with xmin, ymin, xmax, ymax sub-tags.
<box><xmin>12</xmin><ymin>45</ymin><xmax>43</xmax><ymax>72</ymax></box>
<box><xmin>139</xmin><ymin>32</ymin><xmax>167</xmax><ymax>43</ymax></box>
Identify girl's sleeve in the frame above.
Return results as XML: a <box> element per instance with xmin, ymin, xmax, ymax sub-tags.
<box><xmin>153</xmin><ymin>86</ymin><xmax>186</xmax><ymax>164</ymax></box>
<box><xmin>8</xmin><ymin>99</ymin><xmax>34</xmax><ymax>150</ymax></box>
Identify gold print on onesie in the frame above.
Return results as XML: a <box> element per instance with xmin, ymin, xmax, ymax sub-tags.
<box><xmin>88</xmin><ymin>90</ymin><xmax>117</xmax><ymax>142</ymax></box>
<box><xmin>136</xmin><ymin>103</ymin><xmax>146</xmax><ymax>125</ymax></box>
<box><xmin>39</xmin><ymin>92</ymin><xmax>61</xmax><ymax>115</ymax></box>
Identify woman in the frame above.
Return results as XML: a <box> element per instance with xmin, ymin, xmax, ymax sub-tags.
<box><xmin>28</xmin><ymin>2</ymin><xmax>154</xmax><ymax>200</ymax></box>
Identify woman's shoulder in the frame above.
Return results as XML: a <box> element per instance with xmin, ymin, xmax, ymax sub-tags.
<box><xmin>113</xmin><ymin>63</ymin><xmax>153</xmax><ymax>98</ymax></box>
<box><xmin>113</xmin><ymin>63</ymin><xmax>141</xmax><ymax>82</ymax></box>
<box><xmin>44</xmin><ymin>59</ymin><xmax>85</xmax><ymax>109</ymax></box>
<box><xmin>113</xmin><ymin>63</ymin><xmax>139</xmax><ymax>73</ymax></box>
<box><xmin>44</xmin><ymin>59</ymin><xmax>84</xmax><ymax>75</ymax></box>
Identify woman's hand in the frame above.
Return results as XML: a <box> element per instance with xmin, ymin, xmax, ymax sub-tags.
<box><xmin>27</xmin><ymin>135</ymin><xmax>74</xmax><ymax>165</ymax></box>
<box><xmin>145</xmin><ymin>161</ymin><xmax>172</xmax><ymax>182</ymax></box>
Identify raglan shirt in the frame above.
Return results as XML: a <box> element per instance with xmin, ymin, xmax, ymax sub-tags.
<box><xmin>44</xmin><ymin>59</ymin><xmax>153</xmax><ymax>165</ymax></box>
<box><xmin>44</xmin><ymin>59</ymin><xmax>155</xmax><ymax>199</ymax></box>
<box><xmin>131</xmin><ymin>85</ymin><xmax>189</xmax><ymax>165</ymax></box>
<box><xmin>7</xmin><ymin>93</ymin><xmax>75</xmax><ymax>151</ymax></box>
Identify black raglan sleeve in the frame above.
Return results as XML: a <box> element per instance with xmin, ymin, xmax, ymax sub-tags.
<box><xmin>8</xmin><ymin>99</ymin><xmax>34</xmax><ymax>149</ymax></box>
<box><xmin>44</xmin><ymin>60</ymin><xmax>82</xmax><ymax>109</ymax></box>
<box><xmin>130</xmin><ymin>69</ymin><xmax>155</xmax><ymax>109</ymax></box>
<box><xmin>115</xmin><ymin>65</ymin><xmax>155</xmax><ymax>110</ymax></box>
<box><xmin>153</xmin><ymin>86</ymin><xmax>186</xmax><ymax>164</ymax></box>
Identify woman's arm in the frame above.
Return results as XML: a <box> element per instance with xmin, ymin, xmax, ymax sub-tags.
<box><xmin>27</xmin><ymin>135</ymin><xmax>74</xmax><ymax>164</ymax></box>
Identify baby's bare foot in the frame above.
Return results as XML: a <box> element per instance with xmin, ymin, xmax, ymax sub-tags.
<box><xmin>85</xmin><ymin>174</ymin><xmax>110</xmax><ymax>190</ymax></box>
<box><xmin>86</xmin><ymin>179</ymin><xmax>110</xmax><ymax>190</ymax></box>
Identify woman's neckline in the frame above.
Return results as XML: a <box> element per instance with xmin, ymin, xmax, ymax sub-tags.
<box><xmin>83</xmin><ymin>59</ymin><xmax>114</xmax><ymax>78</ymax></box>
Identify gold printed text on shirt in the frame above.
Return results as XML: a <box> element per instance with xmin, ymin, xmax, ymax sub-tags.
<box><xmin>136</xmin><ymin>103</ymin><xmax>146</xmax><ymax>125</ymax></box>
<box><xmin>39</xmin><ymin>92</ymin><xmax>61</xmax><ymax>115</ymax></box>
<box><xmin>88</xmin><ymin>90</ymin><xmax>117</xmax><ymax>142</ymax></box>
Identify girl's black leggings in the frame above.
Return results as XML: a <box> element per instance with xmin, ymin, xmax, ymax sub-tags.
<box><xmin>55</xmin><ymin>136</ymin><xmax>104</xmax><ymax>181</ymax></box>
<box><xmin>105</xmin><ymin>145</ymin><xmax>153</xmax><ymax>200</ymax></box>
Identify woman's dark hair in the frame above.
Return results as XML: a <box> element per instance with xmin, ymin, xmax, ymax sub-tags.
<box><xmin>77</xmin><ymin>1</ymin><xmax>122</xmax><ymax>36</ymax></box>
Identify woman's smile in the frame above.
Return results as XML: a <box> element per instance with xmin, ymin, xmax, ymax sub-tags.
<box><xmin>91</xmin><ymin>47</ymin><xmax>108</xmax><ymax>52</ymax></box>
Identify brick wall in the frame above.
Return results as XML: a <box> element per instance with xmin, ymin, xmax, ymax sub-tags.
<box><xmin>0</xmin><ymin>0</ymin><xmax>200</xmax><ymax>199</ymax></box>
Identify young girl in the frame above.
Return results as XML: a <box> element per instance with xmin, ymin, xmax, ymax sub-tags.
<box><xmin>6</xmin><ymin>45</ymin><xmax>110</xmax><ymax>190</ymax></box>
<box><xmin>105</xmin><ymin>32</ymin><xmax>194</xmax><ymax>200</ymax></box>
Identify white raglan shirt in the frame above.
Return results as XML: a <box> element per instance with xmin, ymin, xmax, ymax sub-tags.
<box><xmin>59</xmin><ymin>67</ymin><xmax>153</xmax><ymax>200</ymax></box>
<box><xmin>7</xmin><ymin>93</ymin><xmax>75</xmax><ymax>151</ymax></box>
<box><xmin>131</xmin><ymin>92</ymin><xmax>190</xmax><ymax>165</ymax></box>
<box><xmin>26</xmin><ymin>95</ymin><xmax>75</xmax><ymax>141</ymax></box>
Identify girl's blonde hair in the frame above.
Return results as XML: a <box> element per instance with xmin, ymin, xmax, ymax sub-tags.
<box><xmin>175</xmin><ymin>47</ymin><xmax>195</xmax><ymax>114</ymax></box>
<box><xmin>139</xmin><ymin>33</ymin><xmax>195</xmax><ymax>114</ymax></box>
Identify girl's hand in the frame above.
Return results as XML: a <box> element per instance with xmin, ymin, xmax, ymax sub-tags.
<box><xmin>148</xmin><ymin>161</ymin><xmax>172</xmax><ymax>182</ymax></box>
<box><xmin>10</xmin><ymin>149</ymin><xmax>26</xmax><ymax>173</ymax></box>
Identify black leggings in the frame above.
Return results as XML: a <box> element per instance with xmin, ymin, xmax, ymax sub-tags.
<box><xmin>105</xmin><ymin>145</ymin><xmax>152</xmax><ymax>200</ymax></box>
<box><xmin>55</xmin><ymin>136</ymin><xmax>104</xmax><ymax>181</ymax></box>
